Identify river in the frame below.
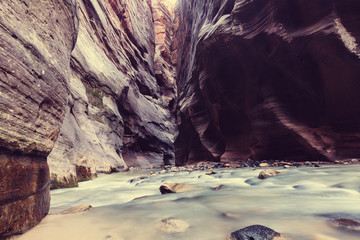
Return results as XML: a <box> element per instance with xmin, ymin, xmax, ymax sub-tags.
<box><xmin>17</xmin><ymin>165</ymin><xmax>360</xmax><ymax>240</ymax></box>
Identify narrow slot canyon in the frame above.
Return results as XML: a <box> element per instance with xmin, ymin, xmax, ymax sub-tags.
<box><xmin>1</xmin><ymin>0</ymin><xmax>360</xmax><ymax>239</ymax></box>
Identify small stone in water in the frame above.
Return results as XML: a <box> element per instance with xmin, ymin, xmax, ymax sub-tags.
<box><xmin>330</xmin><ymin>218</ymin><xmax>360</xmax><ymax>233</ymax></box>
<box><xmin>205</xmin><ymin>169</ymin><xmax>216</xmax><ymax>175</ymax></box>
<box><xmin>227</xmin><ymin>225</ymin><xmax>283</xmax><ymax>240</ymax></box>
<box><xmin>259</xmin><ymin>163</ymin><xmax>270</xmax><ymax>167</ymax></box>
<box><xmin>156</xmin><ymin>218</ymin><xmax>189</xmax><ymax>233</ymax></box>
<box><xmin>258</xmin><ymin>169</ymin><xmax>280</xmax><ymax>179</ymax></box>
<box><xmin>211</xmin><ymin>185</ymin><xmax>225</xmax><ymax>191</ymax></box>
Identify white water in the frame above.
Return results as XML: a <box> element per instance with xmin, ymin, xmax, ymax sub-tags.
<box><xmin>19</xmin><ymin>165</ymin><xmax>360</xmax><ymax>240</ymax></box>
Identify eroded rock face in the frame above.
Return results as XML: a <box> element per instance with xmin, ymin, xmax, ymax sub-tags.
<box><xmin>48</xmin><ymin>0</ymin><xmax>177</xmax><ymax>187</ymax></box>
<box><xmin>1</xmin><ymin>0</ymin><xmax>177</xmax><ymax>236</ymax></box>
<box><xmin>175</xmin><ymin>0</ymin><xmax>360</xmax><ymax>165</ymax></box>
<box><xmin>0</xmin><ymin>0</ymin><xmax>78</xmax><ymax>237</ymax></box>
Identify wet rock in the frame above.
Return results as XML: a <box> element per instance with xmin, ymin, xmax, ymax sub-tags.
<box><xmin>283</xmin><ymin>165</ymin><xmax>292</xmax><ymax>169</ymax></box>
<box><xmin>156</xmin><ymin>218</ymin><xmax>190</xmax><ymax>233</ymax></box>
<box><xmin>75</xmin><ymin>165</ymin><xmax>93</xmax><ymax>182</ymax></box>
<box><xmin>258</xmin><ymin>169</ymin><xmax>280</xmax><ymax>179</ymax></box>
<box><xmin>259</xmin><ymin>163</ymin><xmax>270</xmax><ymax>167</ymax></box>
<box><xmin>330</xmin><ymin>218</ymin><xmax>360</xmax><ymax>233</ymax></box>
<box><xmin>212</xmin><ymin>185</ymin><xmax>225</xmax><ymax>191</ymax></box>
<box><xmin>205</xmin><ymin>169</ymin><xmax>216</xmax><ymax>175</ymax></box>
<box><xmin>60</xmin><ymin>204</ymin><xmax>92</xmax><ymax>214</ymax></box>
<box><xmin>159</xmin><ymin>183</ymin><xmax>195</xmax><ymax>194</ymax></box>
<box><xmin>226</xmin><ymin>225</ymin><xmax>284</xmax><ymax>240</ymax></box>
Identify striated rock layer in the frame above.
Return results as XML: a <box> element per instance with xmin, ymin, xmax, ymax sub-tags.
<box><xmin>0</xmin><ymin>0</ymin><xmax>176</xmax><ymax>236</ymax></box>
<box><xmin>175</xmin><ymin>0</ymin><xmax>360</xmax><ymax>165</ymax></box>
<box><xmin>0</xmin><ymin>0</ymin><xmax>78</xmax><ymax>237</ymax></box>
<box><xmin>48</xmin><ymin>0</ymin><xmax>177</xmax><ymax>188</ymax></box>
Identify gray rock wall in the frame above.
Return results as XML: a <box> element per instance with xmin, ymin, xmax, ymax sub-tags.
<box><xmin>48</xmin><ymin>0</ymin><xmax>177</xmax><ymax>188</ymax></box>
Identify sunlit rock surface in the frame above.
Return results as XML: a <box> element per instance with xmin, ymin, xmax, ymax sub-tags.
<box><xmin>0</xmin><ymin>0</ymin><xmax>78</xmax><ymax>237</ymax></box>
<box><xmin>175</xmin><ymin>0</ymin><xmax>360</xmax><ymax>165</ymax></box>
<box><xmin>0</xmin><ymin>0</ymin><xmax>176</xmax><ymax>236</ymax></box>
<box><xmin>48</xmin><ymin>0</ymin><xmax>177</xmax><ymax>188</ymax></box>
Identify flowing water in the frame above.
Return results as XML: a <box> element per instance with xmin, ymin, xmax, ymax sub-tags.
<box><xmin>18</xmin><ymin>165</ymin><xmax>360</xmax><ymax>240</ymax></box>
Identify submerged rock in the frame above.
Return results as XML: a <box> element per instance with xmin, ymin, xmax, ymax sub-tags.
<box><xmin>156</xmin><ymin>218</ymin><xmax>190</xmax><ymax>233</ymax></box>
<box><xmin>330</xmin><ymin>218</ymin><xmax>360</xmax><ymax>233</ymax></box>
<box><xmin>227</xmin><ymin>225</ymin><xmax>286</xmax><ymax>240</ymax></box>
<box><xmin>159</xmin><ymin>183</ymin><xmax>195</xmax><ymax>194</ymax></box>
<box><xmin>258</xmin><ymin>169</ymin><xmax>280</xmax><ymax>179</ymax></box>
<box><xmin>314</xmin><ymin>234</ymin><xmax>339</xmax><ymax>240</ymax></box>
<box><xmin>60</xmin><ymin>204</ymin><xmax>92</xmax><ymax>214</ymax></box>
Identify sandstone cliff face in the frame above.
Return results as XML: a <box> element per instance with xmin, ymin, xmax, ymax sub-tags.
<box><xmin>0</xmin><ymin>0</ymin><xmax>78</xmax><ymax>237</ymax></box>
<box><xmin>48</xmin><ymin>0</ymin><xmax>177</xmax><ymax>188</ymax></box>
<box><xmin>0</xmin><ymin>0</ymin><xmax>176</xmax><ymax>236</ymax></box>
<box><xmin>175</xmin><ymin>0</ymin><xmax>360</xmax><ymax>165</ymax></box>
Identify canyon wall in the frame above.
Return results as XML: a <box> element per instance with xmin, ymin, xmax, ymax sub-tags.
<box><xmin>48</xmin><ymin>0</ymin><xmax>176</xmax><ymax>188</ymax></box>
<box><xmin>175</xmin><ymin>0</ymin><xmax>360</xmax><ymax>165</ymax></box>
<box><xmin>0</xmin><ymin>0</ymin><xmax>176</xmax><ymax>236</ymax></box>
<box><xmin>0</xmin><ymin>0</ymin><xmax>78</xmax><ymax>237</ymax></box>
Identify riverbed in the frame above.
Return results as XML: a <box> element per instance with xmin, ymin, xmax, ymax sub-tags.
<box><xmin>17</xmin><ymin>165</ymin><xmax>360</xmax><ymax>240</ymax></box>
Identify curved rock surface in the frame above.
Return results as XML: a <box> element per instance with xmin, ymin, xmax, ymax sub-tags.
<box><xmin>175</xmin><ymin>0</ymin><xmax>360</xmax><ymax>165</ymax></box>
<box><xmin>48</xmin><ymin>0</ymin><xmax>177</xmax><ymax>188</ymax></box>
<box><xmin>0</xmin><ymin>0</ymin><xmax>176</xmax><ymax>236</ymax></box>
<box><xmin>0</xmin><ymin>0</ymin><xmax>78</xmax><ymax>237</ymax></box>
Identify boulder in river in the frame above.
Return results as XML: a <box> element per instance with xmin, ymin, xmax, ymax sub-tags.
<box><xmin>159</xmin><ymin>183</ymin><xmax>195</xmax><ymax>194</ymax></box>
<box><xmin>227</xmin><ymin>225</ymin><xmax>288</xmax><ymax>240</ymax></box>
<box><xmin>258</xmin><ymin>169</ymin><xmax>280</xmax><ymax>179</ymax></box>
